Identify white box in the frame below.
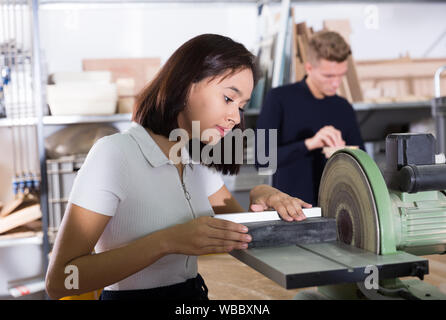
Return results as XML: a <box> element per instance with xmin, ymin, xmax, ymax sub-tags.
<box><xmin>214</xmin><ymin>207</ymin><xmax>322</xmax><ymax>223</ymax></box>
<box><xmin>50</xmin><ymin>71</ymin><xmax>112</xmax><ymax>84</ymax></box>
<box><xmin>46</xmin><ymin>83</ymin><xmax>118</xmax><ymax>116</ymax></box>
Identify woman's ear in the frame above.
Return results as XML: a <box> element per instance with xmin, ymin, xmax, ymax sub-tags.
<box><xmin>184</xmin><ymin>83</ymin><xmax>196</xmax><ymax>108</ymax></box>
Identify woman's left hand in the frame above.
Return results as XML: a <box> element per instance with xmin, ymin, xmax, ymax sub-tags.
<box><xmin>249</xmin><ymin>185</ymin><xmax>312</xmax><ymax>222</ymax></box>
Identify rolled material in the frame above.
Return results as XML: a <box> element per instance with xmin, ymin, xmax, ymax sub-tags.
<box><xmin>399</xmin><ymin>164</ymin><xmax>446</xmax><ymax>193</ymax></box>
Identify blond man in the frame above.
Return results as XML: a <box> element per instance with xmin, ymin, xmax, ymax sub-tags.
<box><xmin>256</xmin><ymin>30</ymin><xmax>364</xmax><ymax>206</ymax></box>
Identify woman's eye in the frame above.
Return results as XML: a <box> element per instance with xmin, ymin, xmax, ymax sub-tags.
<box><xmin>224</xmin><ymin>95</ymin><xmax>233</xmax><ymax>104</ymax></box>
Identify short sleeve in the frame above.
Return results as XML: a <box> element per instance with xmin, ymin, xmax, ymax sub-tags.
<box><xmin>68</xmin><ymin>136</ymin><xmax>128</xmax><ymax>216</ymax></box>
<box><xmin>195</xmin><ymin>165</ymin><xmax>225</xmax><ymax>197</ymax></box>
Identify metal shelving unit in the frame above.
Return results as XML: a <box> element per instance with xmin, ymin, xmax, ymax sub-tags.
<box><xmin>0</xmin><ymin>100</ymin><xmax>432</xmax><ymax>127</ymax></box>
<box><xmin>0</xmin><ymin>233</ymin><xmax>43</xmax><ymax>247</ymax></box>
<box><xmin>0</xmin><ymin>113</ymin><xmax>132</xmax><ymax>127</ymax></box>
<box><xmin>29</xmin><ymin>1</ymin><xmax>51</xmax><ymax>299</ymax></box>
<box><xmin>41</xmin><ymin>113</ymin><xmax>132</xmax><ymax>125</ymax></box>
<box><xmin>243</xmin><ymin>100</ymin><xmax>432</xmax><ymax>115</ymax></box>
<box><xmin>353</xmin><ymin>100</ymin><xmax>431</xmax><ymax>111</ymax></box>
<box><xmin>0</xmin><ymin>0</ymin><xmax>48</xmax><ymax>300</ymax></box>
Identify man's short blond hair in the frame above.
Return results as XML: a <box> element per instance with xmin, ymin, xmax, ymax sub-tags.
<box><xmin>306</xmin><ymin>30</ymin><xmax>351</xmax><ymax>64</ymax></box>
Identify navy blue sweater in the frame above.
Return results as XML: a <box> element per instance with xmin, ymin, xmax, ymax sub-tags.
<box><xmin>255</xmin><ymin>78</ymin><xmax>364</xmax><ymax>206</ymax></box>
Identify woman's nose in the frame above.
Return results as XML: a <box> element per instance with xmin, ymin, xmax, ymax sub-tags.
<box><xmin>227</xmin><ymin>105</ymin><xmax>241</xmax><ymax>126</ymax></box>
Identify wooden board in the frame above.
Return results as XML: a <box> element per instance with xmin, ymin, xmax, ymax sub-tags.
<box><xmin>0</xmin><ymin>204</ymin><xmax>41</xmax><ymax>234</ymax></box>
<box><xmin>296</xmin><ymin>21</ymin><xmax>312</xmax><ymax>40</ymax></box>
<box><xmin>2</xmin><ymin>220</ymin><xmax>42</xmax><ymax>235</ymax></box>
<box><xmin>356</xmin><ymin>58</ymin><xmax>446</xmax><ymax>101</ymax></box>
<box><xmin>422</xmin><ymin>254</ymin><xmax>446</xmax><ymax>294</ymax></box>
<box><xmin>323</xmin><ymin>20</ymin><xmax>352</xmax><ymax>45</ymax></box>
<box><xmin>356</xmin><ymin>59</ymin><xmax>446</xmax><ymax>80</ymax></box>
<box><xmin>214</xmin><ymin>208</ymin><xmax>322</xmax><ymax>224</ymax></box>
<box><xmin>323</xmin><ymin>19</ymin><xmax>364</xmax><ymax>102</ymax></box>
<box><xmin>0</xmin><ymin>194</ymin><xmax>24</xmax><ymax>218</ymax></box>
<box><xmin>0</xmin><ymin>231</ymin><xmax>41</xmax><ymax>241</ymax></box>
<box><xmin>293</xmin><ymin>22</ymin><xmax>313</xmax><ymax>82</ymax></box>
<box><xmin>295</xmin><ymin>35</ymin><xmax>307</xmax><ymax>81</ymax></box>
<box><xmin>296</xmin><ymin>35</ymin><xmax>308</xmax><ymax>64</ymax></box>
<box><xmin>82</xmin><ymin>58</ymin><xmax>161</xmax><ymax>96</ymax></box>
<box><xmin>290</xmin><ymin>8</ymin><xmax>298</xmax><ymax>83</ymax></box>
<box><xmin>339</xmin><ymin>76</ymin><xmax>351</xmax><ymax>102</ymax></box>
<box><xmin>346</xmin><ymin>55</ymin><xmax>364</xmax><ymax>102</ymax></box>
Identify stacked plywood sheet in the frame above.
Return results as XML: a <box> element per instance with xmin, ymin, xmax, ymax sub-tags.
<box><xmin>0</xmin><ymin>192</ymin><xmax>41</xmax><ymax>237</ymax></box>
<box><xmin>82</xmin><ymin>58</ymin><xmax>161</xmax><ymax>114</ymax></box>
<box><xmin>323</xmin><ymin>19</ymin><xmax>364</xmax><ymax>103</ymax></box>
<box><xmin>355</xmin><ymin>57</ymin><xmax>446</xmax><ymax>103</ymax></box>
<box><xmin>290</xmin><ymin>18</ymin><xmax>312</xmax><ymax>83</ymax></box>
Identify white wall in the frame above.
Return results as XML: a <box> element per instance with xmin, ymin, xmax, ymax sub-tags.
<box><xmin>38</xmin><ymin>2</ymin><xmax>446</xmax><ymax>76</ymax></box>
<box><xmin>1</xmin><ymin>1</ymin><xmax>446</xmax><ymax>204</ymax></box>
<box><xmin>290</xmin><ymin>2</ymin><xmax>446</xmax><ymax>60</ymax></box>
<box><xmin>39</xmin><ymin>2</ymin><xmax>258</xmax><ymax>73</ymax></box>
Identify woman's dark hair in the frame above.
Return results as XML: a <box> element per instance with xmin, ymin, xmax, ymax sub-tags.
<box><xmin>133</xmin><ymin>34</ymin><xmax>258</xmax><ymax>175</ymax></box>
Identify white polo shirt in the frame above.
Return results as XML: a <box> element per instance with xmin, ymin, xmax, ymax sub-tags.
<box><xmin>68</xmin><ymin>121</ymin><xmax>224</xmax><ymax>291</ymax></box>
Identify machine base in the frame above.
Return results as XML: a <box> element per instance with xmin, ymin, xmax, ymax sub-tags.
<box><xmin>307</xmin><ymin>278</ymin><xmax>446</xmax><ymax>300</ymax></box>
<box><xmin>230</xmin><ymin>241</ymin><xmax>429</xmax><ymax>290</ymax></box>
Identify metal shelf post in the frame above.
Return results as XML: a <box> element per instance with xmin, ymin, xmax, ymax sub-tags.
<box><xmin>31</xmin><ymin>0</ymin><xmax>50</xmax><ymax>281</ymax></box>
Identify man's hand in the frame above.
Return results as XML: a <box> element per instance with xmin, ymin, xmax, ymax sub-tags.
<box><xmin>304</xmin><ymin>125</ymin><xmax>345</xmax><ymax>151</ymax></box>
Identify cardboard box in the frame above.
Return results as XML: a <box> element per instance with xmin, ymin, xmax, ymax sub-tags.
<box><xmin>82</xmin><ymin>58</ymin><xmax>161</xmax><ymax>96</ymax></box>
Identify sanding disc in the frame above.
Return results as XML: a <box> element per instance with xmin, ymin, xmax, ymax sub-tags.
<box><xmin>318</xmin><ymin>152</ymin><xmax>380</xmax><ymax>254</ymax></box>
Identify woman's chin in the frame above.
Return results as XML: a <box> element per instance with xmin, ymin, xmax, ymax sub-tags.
<box><xmin>202</xmin><ymin>135</ymin><xmax>222</xmax><ymax>146</ymax></box>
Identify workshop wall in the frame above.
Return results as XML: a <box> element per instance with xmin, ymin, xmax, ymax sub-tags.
<box><xmin>39</xmin><ymin>2</ymin><xmax>258</xmax><ymax>74</ymax></box>
<box><xmin>290</xmin><ymin>2</ymin><xmax>446</xmax><ymax>60</ymax></box>
<box><xmin>37</xmin><ymin>2</ymin><xmax>446</xmax><ymax>76</ymax></box>
<box><xmin>1</xmin><ymin>1</ymin><xmax>445</xmax><ymax>205</ymax></box>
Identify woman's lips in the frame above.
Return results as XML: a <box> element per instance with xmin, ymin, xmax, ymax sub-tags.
<box><xmin>215</xmin><ymin>125</ymin><xmax>231</xmax><ymax>137</ymax></box>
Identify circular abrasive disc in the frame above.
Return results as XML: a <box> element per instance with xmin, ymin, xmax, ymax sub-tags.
<box><xmin>318</xmin><ymin>152</ymin><xmax>380</xmax><ymax>254</ymax></box>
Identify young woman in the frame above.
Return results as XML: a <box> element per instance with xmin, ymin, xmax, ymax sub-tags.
<box><xmin>45</xmin><ymin>34</ymin><xmax>312</xmax><ymax>300</ymax></box>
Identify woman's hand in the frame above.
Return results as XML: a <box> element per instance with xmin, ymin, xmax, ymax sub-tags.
<box><xmin>249</xmin><ymin>185</ymin><xmax>312</xmax><ymax>222</ymax></box>
<box><xmin>163</xmin><ymin>216</ymin><xmax>251</xmax><ymax>255</ymax></box>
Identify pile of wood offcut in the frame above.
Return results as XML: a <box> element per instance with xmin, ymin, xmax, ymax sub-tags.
<box><xmin>0</xmin><ymin>193</ymin><xmax>42</xmax><ymax>240</ymax></box>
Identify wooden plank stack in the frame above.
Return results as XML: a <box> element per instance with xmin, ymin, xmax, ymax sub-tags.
<box><xmin>323</xmin><ymin>19</ymin><xmax>364</xmax><ymax>103</ymax></box>
<box><xmin>356</xmin><ymin>57</ymin><xmax>446</xmax><ymax>103</ymax></box>
<box><xmin>0</xmin><ymin>193</ymin><xmax>41</xmax><ymax>238</ymax></box>
<box><xmin>290</xmin><ymin>18</ymin><xmax>312</xmax><ymax>83</ymax></box>
<box><xmin>82</xmin><ymin>58</ymin><xmax>161</xmax><ymax>114</ymax></box>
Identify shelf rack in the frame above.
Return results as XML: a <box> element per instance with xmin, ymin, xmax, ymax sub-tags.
<box><xmin>0</xmin><ymin>100</ymin><xmax>433</xmax><ymax>127</ymax></box>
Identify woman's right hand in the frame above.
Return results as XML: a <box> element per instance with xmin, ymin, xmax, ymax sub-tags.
<box><xmin>162</xmin><ymin>216</ymin><xmax>251</xmax><ymax>255</ymax></box>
